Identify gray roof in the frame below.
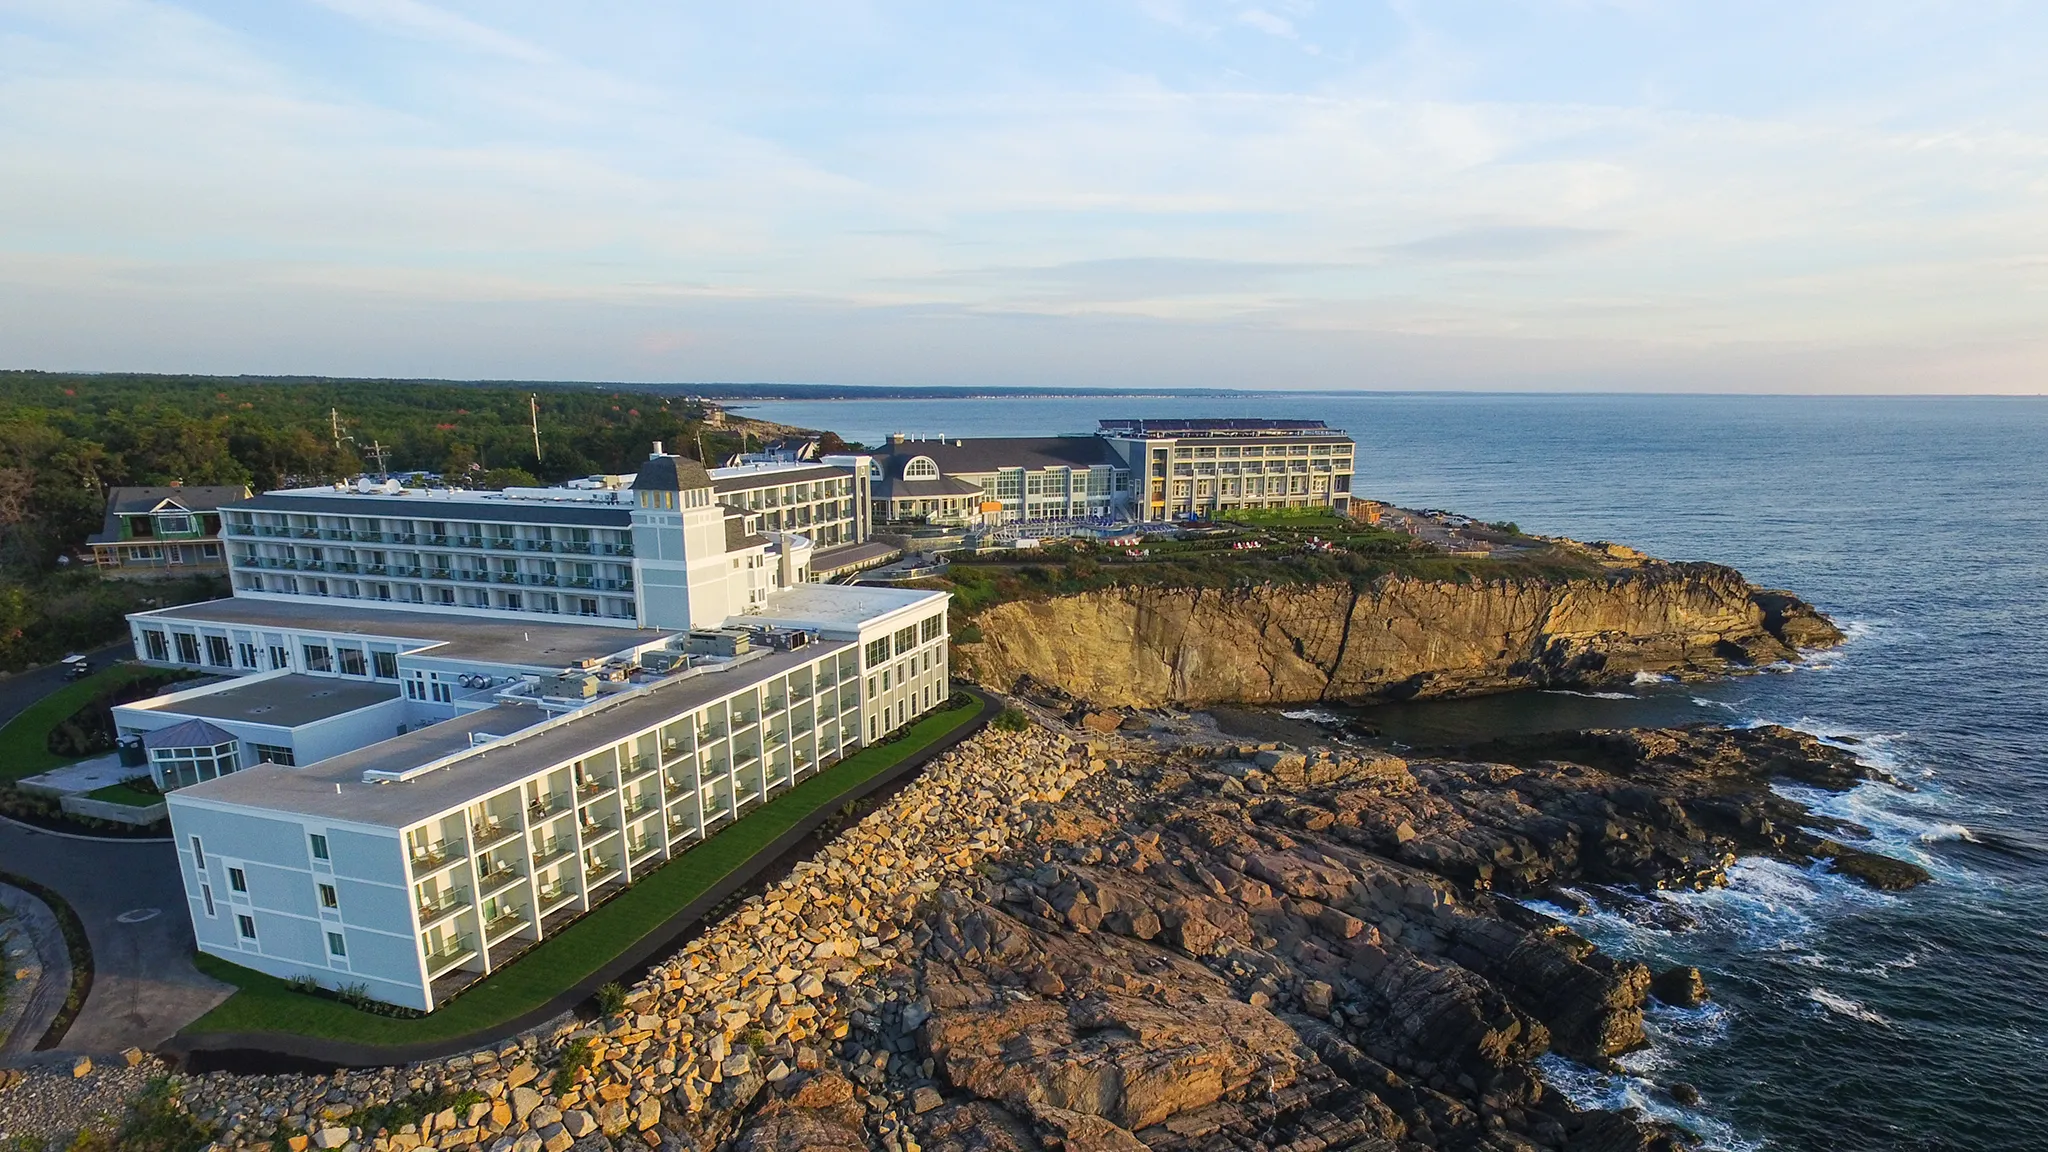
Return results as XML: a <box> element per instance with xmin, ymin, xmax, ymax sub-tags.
<box><xmin>811</xmin><ymin>541</ymin><xmax>901</xmax><ymax>574</ymax></box>
<box><xmin>140</xmin><ymin>599</ymin><xmax>661</xmax><ymax>668</ymax></box>
<box><xmin>723</xmin><ymin>509</ymin><xmax>768</xmax><ymax>551</ymax></box>
<box><xmin>106</xmin><ymin>486</ymin><xmax>251</xmax><ymax>514</ymax></box>
<box><xmin>144</xmin><ymin>718</ymin><xmax>236</xmax><ymax>751</ymax></box>
<box><xmin>875</xmin><ymin>437</ymin><xmax>1120</xmax><ymax>479</ymax></box>
<box><xmin>89</xmin><ymin>485</ymin><xmax>250</xmax><ymax>545</ymax></box>
<box><xmin>873</xmin><ymin>475</ymin><xmax>984</xmax><ymax>500</ymax></box>
<box><xmin>633</xmin><ymin>453</ymin><xmax>713</xmax><ymax>492</ymax></box>
<box><xmin>711</xmin><ymin>465</ymin><xmax>847</xmax><ymax>493</ymax></box>
<box><xmin>171</xmin><ymin>641</ymin><xmax>851</xmax><ymax>827</ymax></box>
<box><xmin>234</xmin><ymin>493</ymin><xmax>632</xmax><ymax>528</ymax></box>
<box><xmin>148</xmin><ymin>674</ymin><xmax>401</xmax><ymax>729</ymax></box>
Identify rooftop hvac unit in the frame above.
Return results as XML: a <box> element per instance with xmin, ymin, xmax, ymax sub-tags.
<box><xmin>683</xmin><ymin>629</ymin><xmax>752</xmax><ymax>657</ymax></box>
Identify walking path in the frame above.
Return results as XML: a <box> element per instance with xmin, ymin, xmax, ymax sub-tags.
<box><xmin>0</xmin><ymin>823</ymin><xmax>231</xmax><ymax>1055</ymax></box>
<box><xmin>0</xmin><ymin>883</ymin><xmax>70</xmax><ymax>1056</ymax></box>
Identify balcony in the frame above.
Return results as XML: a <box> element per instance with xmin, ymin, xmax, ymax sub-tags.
<box><xmin>408</xmin><ymin>841</ymin><xmax>463</xmax><ymax>874</ymax></box>
<box><xmin>623</xmin><ymin>754</ymin><xmax>658</xmax><ymax>781</ymax></box>
<box><xmin>628</xmin><ymin>838</ymin><xmax>660</xmax><ymax>863</ymax></box>
<box><xmin>765</xmin><ymin>696</ymin><xmax>788</xmax><ymax>713</ymax></box>
<box><xmin>424</xmin><ymin>937</ymin><xmax>478</xmax><ymax>977</ymax></box>
<box><xmin>537</xmin><ymin>886</ymin><xmax>575</xmax><ymax>913</ymax></box>
<box><xmin>531</xmin><ymin>838</ymin><xmax>572</xmax><ymax>869</ymax></box>
<box><xmin>482</xmin><ymin>909</ymin><xmax>527</xmax><ymax>942</ymax></box>
<box><xmin>477</xmin><ymin>863</ymin><xmax>523</xmax><ymax>895</ymax></box>
<box><xmin>661</xmin><ymin>741</ymin><xmax>689</xmax><ymax>763</ymax></box>
<box><xmin>416</xmin><ymin>889</ymin><xmax>468</xmax><ymax>925</ymax></box>
<box><xmin>526</xmin><ymin>793</ymin><xmax>568</xmax><ymax>821</ymax></box>
<box><xmin>579</xmin><ymin>818</ymin><xmax>617</xmax><ymax>841</ymax></box>
<box><xmin>575</xmin><ymin>777</ymin><xmax>614</xmax><ymax>801</ymax></box>
<box><xmin>623</xmin><ymin>794</ymin><xmax>658</xmax><ymax>818</ymax></box>
<box><xmin>584</xmin><ymin>859</ymin><xmax>620</xmax><ymax>886</ymax></box>
<box><xmin>472</xmin><ymin>820</ymin><xmax>518</xmax><ymax>850</ymax></box>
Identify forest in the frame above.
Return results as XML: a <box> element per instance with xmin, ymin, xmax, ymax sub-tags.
<box><xmin>0</xmin><ymin>371</ymin><xmax>827</xmax><ymax>669</ymax></box>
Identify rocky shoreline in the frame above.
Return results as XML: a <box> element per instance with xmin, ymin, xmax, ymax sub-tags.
<box><xmin>0</xmin><ymin>706</ymin><xmax>1924</xmax><ymax>1152</ymax></box>
<box><xmin>960</xmin><ymin>563</ymin><xmax>1844</xmax><ymax>709</ymax></box>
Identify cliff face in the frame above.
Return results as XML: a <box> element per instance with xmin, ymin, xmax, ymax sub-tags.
<box><xmin>961</xmin><ymin>562</ymin><xmax>1841</xmax><ymax>707</ymax></box>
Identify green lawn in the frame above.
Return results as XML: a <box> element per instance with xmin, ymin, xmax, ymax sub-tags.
<box><xmin>84</xmin><ymin>781</ymin><xmax>164</xmax><ymax>808</ymax></box>
<box><xmin>0</xmin><ymin>663</ymin><xmax>161</xmax><ymax>783</ymax></box>
<box><xmin>183</xmin><ymin>695</ymin><xmax>986</xmax><ymax>1047</ymax></box>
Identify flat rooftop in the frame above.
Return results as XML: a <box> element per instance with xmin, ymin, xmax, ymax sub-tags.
<box><xmin>142</xmin><ymin>674</ymin><xmax>400</xmax><ymax>729</ymax></box>
<box><xmin>171</xmin><ymin>640</ymin><xmax>850</xmax><ymax>828</ymax></box>
<box><xmin>744</xmin><ymin>583</ymin><xmax>945</xmax><ymax>632</ymax></box>
<box><xmin>139</xmin><ymin>599</ymin><xmax>667</xmax><ymax>668</ymax></box>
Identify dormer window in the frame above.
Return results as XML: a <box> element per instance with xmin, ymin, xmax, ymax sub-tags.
<box><xmin>904</xmin><ymin>457</ymin><xmax>939</xmax><ymax>480</ymax></box>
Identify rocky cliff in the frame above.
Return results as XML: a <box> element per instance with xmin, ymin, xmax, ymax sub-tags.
<box><xmin>961</xmin><ymin>562</ymin><xmax>1843</xmax><ymax>708</ymax></box>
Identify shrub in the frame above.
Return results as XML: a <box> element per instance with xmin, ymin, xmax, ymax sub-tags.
<box><xmin>595</xmin><ymin>981</ymin><xmax>627</xmax><ymax>1016</ymax></box>
<box><xmin>109</xmin><ymin>1079</ymin><xmax>218</xmax><ymax>1152</ymax></box>
<box><xmin>551</xmin><ymin>1039</ymin><xmax>594</xmax><ymax>1094</ymax></box>
<box><xmin>992</xmin><ymin>707</ymin><xmax>1029</xmax><ymax>732</ymax></box>
<box><xmin>954</xmin><ymin>623</ymin><xmax>984</xmax><ymax>645</ymax></box>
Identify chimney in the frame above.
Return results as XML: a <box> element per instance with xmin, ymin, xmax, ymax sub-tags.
<box><xmin>652</xmin><ymin>441</ymin><xmax>665</xmax><ymax>457</ymax></box>
<box><xmin>888</xmin><ymin>433</ymin><xmax>905</xmax><ymax>445</ymax></box>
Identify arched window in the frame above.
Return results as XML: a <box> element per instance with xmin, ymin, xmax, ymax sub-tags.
<box><xmin>903</xmin><ymin>456</ymin><xmax>939</xmax><ymax>480</ymax></box>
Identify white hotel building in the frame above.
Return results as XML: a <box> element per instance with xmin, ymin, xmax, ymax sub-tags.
<box><xmin>125</xmin><ymin>449</ymin><xmax>949</xmax><ymax>1011</ymax></box>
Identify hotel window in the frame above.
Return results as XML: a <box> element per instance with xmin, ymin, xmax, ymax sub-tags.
<box><xmin>237</xmin><ymin>641</ymin><xmax>259</xmax><ymax>667</ymax></box>
<box><xmin>373</xmin><ymin>651</ymin><xmax>399</xmax><ymax>679</ymax></box>
<box><xmin>327</xmin><ymin>931</ymin><xmax>347</xmax><ymax>958</ymax></box>
<box><xmin>174</xmin><ymin>633</ymin><xmax>201</xmax><ymax>664</ymax></box>
<box><xmin>228</xmin><ymin>867</ymin><xmax>247</xmax><ymax>893</ymax></box>
<box><xmin>309</xmin><ymin>833</ymin><xmax>329</xmax><ymax>860</ymax></box>
<box><xmin>337</xmin><ymin>647</ymin><xmax>367</xmax><ymax>677</ymax></box>
<box><xmin>253</xmin><ymin>744</ymin><xmax>294</xmax><ymax>766</ymax></box>
<box><xmin>190</xmin><ymin>835</ymin><xmax>205</xmax><ymax>869</ymax></box>
<box><xmin>318</xmin><ymin>883</ymin><xmax>338</xmax><ymax>909</ymax></box>
<box><xmin>893</xmin><ymin>625</ymin><xmax>917</xmax><ymax>654</ymax></box>
<box><xmin>237</xmin><ymin>914</ymin><xmax>256</xmax><ymax>940</ymax></box>
<box><xmin>303</xmin><ymin>644</ymin><xmax>332</xmax><ymax>672</ymax></box>
<box><xmin>143</xmin><ymin>630</ymin><xmax>169</xmax><ymax>661</ymax></box>
<box><xmin>268</xmin><ymin>644</ymin><xmax>289</xmax><ymax>668</ymax></box>
<box><xmin>921</xmin><ymin>616</ymin><xmax>942</xmax><ymax>643</ymax></box>
<box><xmin>200</xmin><ymin>884</ymin><xmax>215</xmax><ymax>917</ymax></box>
<box><xmin>864</xmin><ymin>638</ymin><xmax>890</xmax><ymax>666</ymax></box>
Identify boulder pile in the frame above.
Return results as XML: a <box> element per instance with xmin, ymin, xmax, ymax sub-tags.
<box><xmin>3</xmin><ymin>719</ymin><xmax>1924</xmax><ymax>1152</ymax></box>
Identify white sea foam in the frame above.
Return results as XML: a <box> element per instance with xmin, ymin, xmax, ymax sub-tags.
<box><xmin>1278</xmin><ymin>707</ymin><xmax>1344</xmax><ymax>725</ymax></box>
<box><xmin>1690</xmin><ymin>696</ymin><xmax>1738</xmax><ymax>711</ymax></box>
<box><xmin>1536</xmin><ymin>1053</ymin><xmax>1759</xmax><ymax>1152</ymax></box>
<box><xmin>1807</xmin><ymin>987</ymin><xmax>1892</xmax><ymax>1026</ymax></box>
<box><xmin>1542</xmin><ymin>689</ymin><xmax>1636</xmax><ymax>700</ymax></box>
<box><xmin>1632</xmin><ymin>671</ymin><xmax>1675</xmax><ymax>685</ymax></box>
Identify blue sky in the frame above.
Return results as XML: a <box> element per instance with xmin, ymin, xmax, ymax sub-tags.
<box><xmin>2</xmin><ymin>1</ymin><xmax>2045</xmax><ymax>391</ymax></box>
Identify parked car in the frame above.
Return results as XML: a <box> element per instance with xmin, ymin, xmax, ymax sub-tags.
<box><xmin>62</xmin><ymin>654</ymin><xmax>91</xmax><ymax>680</ymax></box>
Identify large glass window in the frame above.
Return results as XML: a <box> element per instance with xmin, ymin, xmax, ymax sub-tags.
<box><xmin>303</xmin><ymin>644</ymin><xmax>332</xmax><ymax>672</ymax></box>
<box><xmin>143</xmin><ymin>631</ymin><xmax>169</xmax><ymax>661</ymax></box>
<box><xmin>151</xmin><ymin>740</ymin><xmax>240</xmax><ymax>791</ymax></box>
<box><xmin>337</xmin><ymin>647</ymin><xmax>366</xmax><ymax>676</ymax></box>
<box><xmin>174</xmin><ymin>633</ymin><xmax>201</xmax><ymax>664</ymax></box>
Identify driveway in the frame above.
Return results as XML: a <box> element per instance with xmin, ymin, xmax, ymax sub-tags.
<box><xmin>0</xmin><ymin>641</ymin><xmax>132</xmax><ymax>729</ymax></box>
<box><xmin>0</xmin><ymin>822</ymin><xmax>232</xmax><ymax>1054</ymax></box>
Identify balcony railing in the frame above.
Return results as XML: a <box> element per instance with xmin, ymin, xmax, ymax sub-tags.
<box><xmin>417</xmin><ymin>889</ymin><xmax>468</xmax><ymax>923</ymax></box>
<box><xmin>576</xmin><ymin>778</ymin><xmax>614</xmax><ymax>800</ymax></box>
<box><xmin>527</xmin><ymin>793</ymin><xmax>568</xmax><ymax>820</ymax></box>
<box><xmin>424</xmin><ymin>937</ymin><xmax>477</xmax><ymax>975</ymax></box>
<box><xmin>623</xmin><ymin>794</ymin><xmax>658</xmax><ymax>817</ymax></box>
<box><xmin>482</xmin><ymin>909</ymin><xmax>526</xmax><ymax>939</ymax></box>
<box><xmin>585</xmin><ymin>859</ymin><xmax>618</xmax><ymax>884</ymax></box>
<box><xmin>477</xmin><ymin>863</ymin><xmax>522</xmax><ymax>893</ymax></box>
<box><xmin>531</xmin><ymin>838</ymin><xmax>572</xmax><ymax>868</ymax></box>
<box><xmin>538</xmin><ymin>886</ymin><xmax>574</xmax><ymax>911</ymax></box>
<box><xmin>472</xmin><ymin>821</ymin><xmax>518</xmax><ymax>849</ymax></box>
<box><xmin>408</xmin><ymin>841</ymin><xmax>462</xmax><ymax>873</ymax></box>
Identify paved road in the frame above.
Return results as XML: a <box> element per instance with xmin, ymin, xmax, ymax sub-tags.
<box><xmin>0</xmin><ymin>645</ymin><xmax>232</xmax><ymax>1055</ymax></box>
<box><xmin>0</xmin><ymin>821</ymin><xmax>232</xmax><ymax>1054</ymax></box>
<box><xmin>0</xmin><ymin>642</ymin><xmax>132</xmax><ymax>730</ymax></box>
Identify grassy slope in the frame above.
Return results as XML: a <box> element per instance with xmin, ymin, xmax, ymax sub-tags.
<box><xmin>183</xmin><ymin>696</ymin><xmax>983</xmax><ymax>1047</ymax></box>
<box><xmin>930</xmin><ymin>513</ymin><xmax>1608</xmax><ymax>618</ymax></box>
<box><xmin>0</xmin><ymin>663</ymin><xmax>160</xmax><ymax>783</ymax></box>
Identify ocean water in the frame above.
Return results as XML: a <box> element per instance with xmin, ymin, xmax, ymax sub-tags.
<box><xmin>745</xmin><ymin>393</ymin><xmax>2048</xmax><ymax>1151</ymax></box>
